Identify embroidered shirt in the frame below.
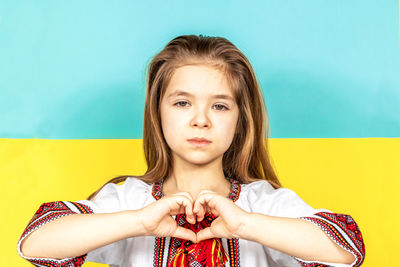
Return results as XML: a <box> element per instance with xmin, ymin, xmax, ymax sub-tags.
<box><xmin>17</xmin><ymin>176</ymin><xmax>365</xmax><ymax>266</ymax></box>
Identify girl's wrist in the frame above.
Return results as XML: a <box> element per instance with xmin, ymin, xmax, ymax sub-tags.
<box><xmin>124</xmin><ymin>209</ymin><xmax>149</xmax><ymax>237</ymax></box>
<box><xmin>235</xmin><ymin>212</ymin><xmax>270</xmax><ymax>243</ymax></box>
<box><xmin>234</xmin><ymin>211</ymin><xmax>257</xmax><ymax>241</ymax></box>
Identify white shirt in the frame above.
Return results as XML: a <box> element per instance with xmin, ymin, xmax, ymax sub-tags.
<box><xmin>17</xmin><ymin>177</ymin><xmax>364</xmax><ymax>267</ymax></box>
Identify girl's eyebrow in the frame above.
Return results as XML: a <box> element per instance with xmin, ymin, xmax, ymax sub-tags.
<box><xmin>167</xmin><ymin>90</ymin><xmax>234</xmax><ymax>101</ymax></box>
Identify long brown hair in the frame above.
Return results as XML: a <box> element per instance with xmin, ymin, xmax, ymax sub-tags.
<box><xmin>87</xmin><ymin>34</ymin><xmax>282</xmax><ymax>201</ymax></box>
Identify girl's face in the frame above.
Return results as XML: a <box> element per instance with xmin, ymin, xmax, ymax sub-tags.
<box><xmin>160</xmin><ymin>65</ymin><xmax>239</xmax><ymax>166</ymax></box>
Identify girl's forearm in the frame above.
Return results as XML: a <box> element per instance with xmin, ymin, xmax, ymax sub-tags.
<box><xmin>240</xmin><ymin>213</ymin><xmax>355</xmax><ymax>264</ymax></box>
<box><xmin>21</xmin><ymin>210</ymin><xmax>145</xmax><ymax>259</ymax></box>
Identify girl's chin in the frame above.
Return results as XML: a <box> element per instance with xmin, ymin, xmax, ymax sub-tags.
<box><xmin>181</xmin><ymin>155</ymin><xmax>223</xmax><ymax>166</ymax></box>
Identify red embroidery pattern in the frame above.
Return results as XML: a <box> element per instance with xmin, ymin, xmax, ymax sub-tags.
<box><xmin>227</xmin><ymin>237</ymin><xmax>240</xmax><ymax>266</ymax></box>
<box><xmin>167</xmin><ymin>213</ymin><xmax>228</xmax><ymax>266</ymax></box>
<box><xmin>153</xmin><ymin>236</ymin><xmax>166</xmax><ymax>267</ymax></box>
<box><xmin>18</xmin><ymin>201</ymin><xmax>93</xmax><ymax>267</ymax></box>
<box><xmin>18</xmin><ymin>256</ymin><xmax>86</xmax><ymax>267</ymax></box>
<box><xmin>295</xmin><ymin>212</ymin><xmax>365</xmax><ymax>267</ymax></box>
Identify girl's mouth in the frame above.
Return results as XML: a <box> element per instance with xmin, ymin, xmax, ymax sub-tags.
<box><xmin>187</xmin><ymin>138</ymin><xmax>212</xmax><ymax>147</ymax></box>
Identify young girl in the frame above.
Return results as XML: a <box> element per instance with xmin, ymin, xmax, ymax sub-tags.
<box><xmin>17</xmin><ymin>34</ymin><xmax>365</xmax><ymax>267</ymax></box>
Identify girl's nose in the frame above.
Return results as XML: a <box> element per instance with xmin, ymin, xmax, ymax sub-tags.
<box><xmin>190</xmin><ymin>109</ymin><xmax>210</xmax><ymax>128</ymax></box>
<box><xmin>191</xmin><ymin>120</ymin><xmax>209</xmax><ymax>128</ymax></box>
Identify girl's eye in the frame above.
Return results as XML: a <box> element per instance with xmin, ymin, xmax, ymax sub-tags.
<box><xmin>174</xmin><ymin>101</ymin><xmax>190</xmax><ymax>107</ymax></box>
<box><xmin>173</xmin><ymin>101</ymin><xmax>229</xmax><ymax>111</ymax></box>
<box><xmin>213</xmin><ymin>104</ymin><xmax>228</xmax><ymax>111</ymax></box>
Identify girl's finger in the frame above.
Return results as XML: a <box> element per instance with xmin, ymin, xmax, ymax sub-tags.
<box><xmin>195</xmin><ymin>196</ymin><xmax>211</xmax><ymax>222</ymax></box>
<box><xmin>173</xmin><ymin>226</ymin><xmax>197</xmax><ymax>243</ymax></box>
<box><xmin>196</xmin><ymin>227</ymin><xmax>215</xmax><ymax>243</ymax></box>
<box><xmin>184</xmin><ymin>200</ymin><xmax>196</xmax><ymax>224</ymax></box>
<box><xmin>195</xmin><ymin>202</ymin><xmax>206</xmax><ymax>222</ymax></box>
<box><xmin>193</xmin><ymin>197</ymin><xmax>203</xmax><ymax>214</ymax></box>
<box><xmin>170</xmin><ymin>208</ymin><xmax>184</xmax><ymax>216</ymax></box>
<box><xmin>167</xmin><ymin>195</ymin><xmax>192</xmax><ymax>214</ymax></box>
<box><xmin>198</xmin><ymin>189</ymin><xmax>215</xmax><ymax>195</ymax></box>
<box><xmin>173</xmin><ymin>192</ymin><xmax>194</xmax><ymax>203</ymax></box>
<box><xmin>210</xmin><ymin>208</ymin><xmax>219</xmax><ymax>216</ymax></box>
<box><xmin>168</xmin><ymin>195</ymin><xmax>196</xmax><ymax>224</ymax></box>
<box><xmin>178</xmin><ymin>206</ymin><xmax>185</xmax><ymax>214</ymax></box>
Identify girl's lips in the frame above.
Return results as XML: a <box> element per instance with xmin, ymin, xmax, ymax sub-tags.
<box><xmin>187</xmin><ymin>137</ymin><xmax>211</xmax><ymax>142</ymax></box>
<box><xmin>187</xmin><ymin>140</ymin><xmax>212</xmax><ymax>147</ymax></box>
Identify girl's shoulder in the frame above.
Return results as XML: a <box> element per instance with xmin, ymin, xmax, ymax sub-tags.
<box><xmin>238</xmin><ymin>179</ymin><xmax>326</xmax><ymax>217</ymax></box>
<box><xmin>83</xmin><ymin>176</ymin><xmax>154</xmax><ymax>212</ymax></box>
<box><xmin>239</xmin><ymin>179</ymin><xmax>286</xmax><ymax>200</ymax></box>
<box><xmin>112</xmin><ymin>176</ymin><xmax>154</xmax><ymax>200</ymax></box>
<box><xmin>95</xmin><ymin>176</ymin><xmax>152</xmax><ymax>198</ymax></box>
<box><xmin>239</xmin><ymin>178</ymin><xmax>301</xmax><ymax>199</ymax></box>
<box><xmin>240</xmin><ymin>179</ymin><xmax>275</xmax><ymax>193</ymax></box>
<box><xmin>123</xmin><ymin>176</ymin><xmax>153</xmax><ymax>190</ymax></box>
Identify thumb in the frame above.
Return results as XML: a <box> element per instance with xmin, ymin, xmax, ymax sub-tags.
<box><xmin>195</xmin><ymin>227</ymin><xmax>215</xmax><ymax>243</ymax></box>
<box><xmin>173</xmin><ymin>226</ymin><xmax>197</xmax><ymax>243</ymax></box>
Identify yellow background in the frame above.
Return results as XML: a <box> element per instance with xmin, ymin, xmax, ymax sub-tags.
<box><xmin>1</xmin><ymin>138</ymin><xmax>399</xmax><ymax>266</ymax></box>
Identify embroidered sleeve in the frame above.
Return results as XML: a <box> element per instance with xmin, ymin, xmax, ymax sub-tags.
<box><xmin>17</xmin><ymin>201</ymin><xmax>94</xmax><ymax>267</ymax></box>
<box><xmin>294</xmin><ymin>212</ymin><xmax>365</xmax><ymax>267</ymax></box>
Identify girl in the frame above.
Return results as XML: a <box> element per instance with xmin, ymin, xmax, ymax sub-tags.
<box><xmin>17</xmin><ymin>34</ymin><xmax>365</xmax><ymax>267</ymax></box>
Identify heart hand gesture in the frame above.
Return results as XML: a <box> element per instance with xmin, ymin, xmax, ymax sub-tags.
<box><xmin>138</xmin><ymin>190</ymin><xmax>249</xmax><ymax>243</ymax></box>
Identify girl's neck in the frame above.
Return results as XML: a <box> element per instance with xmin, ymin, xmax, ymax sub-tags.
<box><xmin>162</xmin><ymin>171</ymin><xmax>232</xmax><ymax>200</ymax></box>
<box><xmin>162</xmin><ymin>154</ymin><xmax>232</xmax><ymax>199</ymax></box>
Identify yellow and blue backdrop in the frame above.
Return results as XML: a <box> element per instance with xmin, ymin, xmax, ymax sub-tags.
<box><xmin>1</xmin><ymin>1</ymin><xmax>399</xmax><ymax>266</ymax></box>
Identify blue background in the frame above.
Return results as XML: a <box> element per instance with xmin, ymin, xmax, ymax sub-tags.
<box><xmin>1</xmin><ymin>0</ymin><xmax>399</xmax><ymax>139</ymax></box>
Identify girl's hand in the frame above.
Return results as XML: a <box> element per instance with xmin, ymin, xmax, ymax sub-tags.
<box><xmin>137</xmin><ymin>192</ymin><xmax>202</xmax><ymax>243</ymax></box>
<box><xmin>194</xmin><ymin>190</ymin><xmax>249</xmax><ymax>243</ymax></box>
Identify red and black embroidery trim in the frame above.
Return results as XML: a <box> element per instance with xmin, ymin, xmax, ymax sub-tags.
<box><xmin>153</xmin><ymin>236</ymin><xmax>167</xmax><ymax>267</ymax></box>
<box><xmin>227</xmin><ymin>237</ymin><xmax>240</xmax><ymax>266</ymax></box>
<box><xmin>18</xmin><ymin>201</ymin><xmax>93</xmax><ymax>267</ymax></box>
<box><xmin>295</xmin><ymin>212</ymin><xmax>365</xmax><ymax>267</ymax></box>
